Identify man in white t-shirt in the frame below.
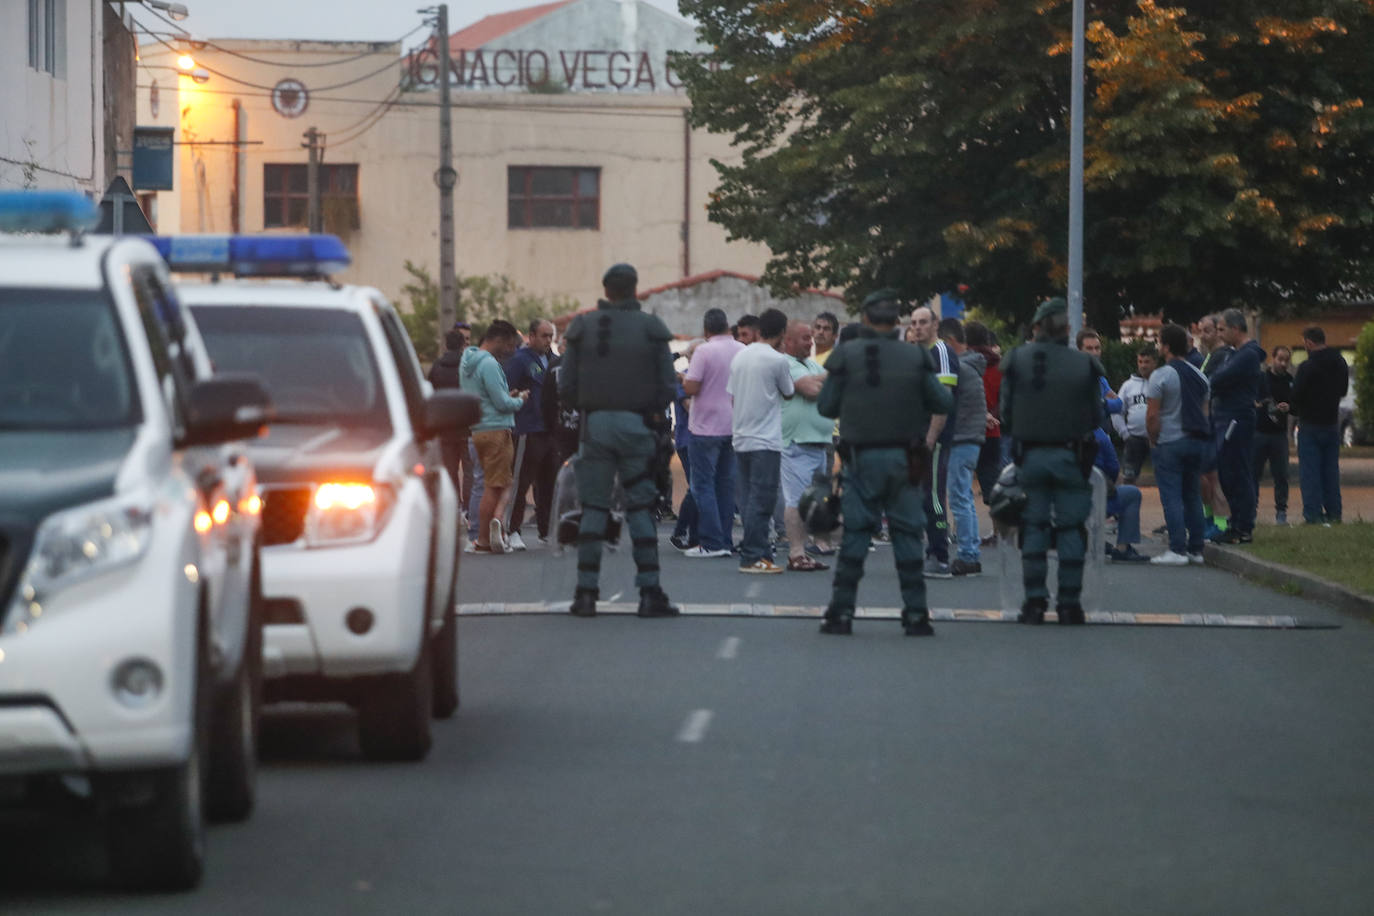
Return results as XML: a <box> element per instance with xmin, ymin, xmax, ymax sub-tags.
<box><xmin>727</xmin><ymin>308</ymin><xmax>819</xmax><ymax>573</ymax></box>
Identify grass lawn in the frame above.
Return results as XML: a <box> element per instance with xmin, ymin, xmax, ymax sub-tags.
<box><xmin>1244</xmin><ymin>522</ymin><xmax>1374</xmax><ymax>595</ymax></box>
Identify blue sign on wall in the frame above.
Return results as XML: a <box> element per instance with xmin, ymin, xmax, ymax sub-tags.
<box><xmin>939</xmin><ymin>292</ymin><xmax>966</xmax><ymax>321</ymax></box>
<box><xmin>133</xmin><ymin>126</ymin><xmax>175</xmax><ymax>191</ymax></box>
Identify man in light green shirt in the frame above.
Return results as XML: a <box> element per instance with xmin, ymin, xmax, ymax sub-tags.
<box><xmin>781</xmin><ymin>321</ymin><xmax>832</xmax><ymax>570</ymax></box>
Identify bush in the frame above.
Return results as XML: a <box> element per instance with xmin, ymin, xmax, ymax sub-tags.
<box><xmin>1355</xmin><ymin>321</ymin><xmax>1374</xmax><ymax>439</ymax></box>
<box><xmin>397</xmin><ymin>261</ymin><xmax>580</xmax><ymax>365</ymax></box>
<box><xmin>1099</xmin><ymin>338</ymin><xmax>1146</xmax><ymax>391</ymax></box>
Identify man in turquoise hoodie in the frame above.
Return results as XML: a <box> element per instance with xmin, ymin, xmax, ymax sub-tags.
<box><xmin>461</xmin><ymin>319</ymin><xmax>527</xmax><ymax>552</ymax></box>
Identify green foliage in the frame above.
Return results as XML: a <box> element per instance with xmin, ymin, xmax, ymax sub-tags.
<box><xmin>396</xmin><ymin>260</ymin><xmax>580</xmax><ymax>364</ymax></box>
<box><xmin>1100</xmin><ymin>338</ymin><xmax>1147</xmax><ymax>390</ymax></box>
<box><xmin>1355</xmin><ymin>321</ymin><xmax>1374</xmax><ymax>439</ymax></box>
<box><xmin>675</xmin><ymin>0</ymin><xmax>1374</xmax><ymax>332</ymax></box>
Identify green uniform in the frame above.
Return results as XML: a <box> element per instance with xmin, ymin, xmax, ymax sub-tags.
<box><xmin>560</xmin><ymin>297</ymin><xmax>676</xmax><ymax>592</ymax></box>
<box><xmin>999</xmin><ymin>336</ymin><xmax>1105</xmax><ymax>607</ymax></box>
<box><xmin>816</xmin><ymin>328</ymin><xmax>952</xmax><ymax>624</ymax></box>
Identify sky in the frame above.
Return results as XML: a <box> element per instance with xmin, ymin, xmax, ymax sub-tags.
<box><xmin>151</xmin><ymin>0</ymin><xmax>690</xmax><ymax>43</ymax></box>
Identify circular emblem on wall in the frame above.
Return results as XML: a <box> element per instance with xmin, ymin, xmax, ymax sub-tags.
<box><xmin>149</xmin><ymin>78</ymin><xmax>160</xmax><ymax>119</ymax></box>
<box><xmin>272</xmin><ymin>79</ymin><xmax>309</xmax><ymax>118</ymax></box>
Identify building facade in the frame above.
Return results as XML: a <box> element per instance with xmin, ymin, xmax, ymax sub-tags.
<box><xmin>2</xmin><ymin>1</ymin><xmax>136</xmax><ymax>195</ymax></box>
<box><xmin>138</xmin><ymin>0</ymin><xmax>828</xmax><ymax>323</ymax></box>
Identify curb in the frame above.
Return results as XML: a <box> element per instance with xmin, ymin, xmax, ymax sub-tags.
<box><xmin>1204</xmin><ymin>543</ymin><xmax>1374</xmax><ymax>620</ymax></box>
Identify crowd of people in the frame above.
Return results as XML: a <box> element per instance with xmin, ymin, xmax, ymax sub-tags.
<box><xmin>424</xmin><ymin>266</ymin><xmax>1352</xmax><ymax>623</ymax></box>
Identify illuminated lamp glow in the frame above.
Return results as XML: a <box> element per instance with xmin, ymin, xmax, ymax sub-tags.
<box><xmin>314</xmin><ymin>483</ymin><xmax>377</xmax><ymax>512</ymax></box>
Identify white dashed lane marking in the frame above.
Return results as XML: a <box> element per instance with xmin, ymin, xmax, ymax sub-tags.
<box><xmin>676</xmin><ymin>709</ymin><xmax>714</xmax><ymax>743</ymax></box>
<box><xmin>716</xmin><ymin>637</ymin><xmax>741</xmax><ymax>660</ymax></box>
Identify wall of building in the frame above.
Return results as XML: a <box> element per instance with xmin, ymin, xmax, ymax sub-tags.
<box><xmin>642</xmin><ymin>273</ymin><xmax>843</xmax><ymax>338</ymax></box>
<box><xmin>148</xmin><ymin>37</ymin><xmax>778</xmax><ymax>313</ymax></box>
<box><xmin>0</xmin><ymin>0</ymin><xmax>105</xmax><ymax>192</ymax></box>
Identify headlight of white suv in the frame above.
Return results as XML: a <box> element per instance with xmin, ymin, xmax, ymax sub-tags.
<box><xmin>7</xmin><ymin>491</ymin><xmax>154</xmax><ymax>633</ymax></box>
<box><xmin>304</xmin><ymin>482</ymin><xmax>395</xmax><ymax>547</ymax></box>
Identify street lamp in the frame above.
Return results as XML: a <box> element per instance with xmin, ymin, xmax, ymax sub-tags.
<box><xmin>142</xmin><ymin>1</ymin><xmax>190</xmax><ymax>20</ymax></box>
<box><xmin>143</xmin><ymin>63</ymin><xmax>210</xmax><ymax>84</ymax></box>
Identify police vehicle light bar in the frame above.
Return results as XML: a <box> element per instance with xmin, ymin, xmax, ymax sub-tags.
<box><xmin>0</xmin><ymin>191</ymin><xmax>99</xmax><ymax>234</ymax></box>
<box><xmin>146</xmin><ymin>234</ymin><xmax>352</xmax><ymax>277</ymax></box>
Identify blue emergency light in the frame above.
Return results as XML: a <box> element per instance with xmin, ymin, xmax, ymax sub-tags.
<box><xmin>146</xmin><ymin>234</ymin><xmax>352</xmax><ymax>277</ymax></box>
<box><xmin>0</xmin><ymin>191</ymin><xmax>100</xmax><ymax>234</ymax></box>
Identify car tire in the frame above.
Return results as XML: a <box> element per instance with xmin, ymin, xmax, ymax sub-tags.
<box><xmin>206</xmin><ymin>546</ymin><xmax>263</xmax><ymax>822</ymax></box>
<box><xmin>102</xmin><ymin>608</ymin><xmax>210</xmax><ymax>892</ymax></box>
<box><xmin>358</xmin><ymin>639</ymin><xmax>434</xmax><ymax>761</ymax></box>
<box><xmin>432</xmin><ymin>539</ymin><xmax>461</xmax><ymax>719</ymax></box>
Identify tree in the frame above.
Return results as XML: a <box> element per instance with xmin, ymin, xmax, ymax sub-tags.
<box><xmin>673</xmin><ymin>0</ymin><xmax>1374</xmax><ymax>331</ymax></box>
<box><xmin>396</xmin><ymin>261</ymin><xmax>579</xmax><ymax>363</ymax></box>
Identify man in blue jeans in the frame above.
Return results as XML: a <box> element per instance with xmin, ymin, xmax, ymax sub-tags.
<box><xmin>682</xmin><ymin>308</ymin><xmax>744</xmax><ymax>557</ymax></box>
<box><xmin>1291</xmin><ymin>325</ymin><xmax>1349</xmax><ymax>524</ymax></box>
<box><xmin>727</xmin><ymin>308</ymin><xmax>820</xmax><ymax>574</ymax></box>
<box><xmin>1147</xmin><ymin>323</ymin><xmax>1212</xmax><ymax>565</ymax></box>
<box><xmin>1206</xmin><ymin>308</ymin><xmax>1264</xmax><ymax>544</ymax></box>
<box><xmin>940</xmin><ymin>318</ymin><xmax>987</xmax><ymax>576</ymax></box>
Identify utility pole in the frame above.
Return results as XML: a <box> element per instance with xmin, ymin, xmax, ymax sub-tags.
<box><xmin>435</xmin><ymin>3</ymin><xmax>458</xmax><ymax>342</ymax></box>
<box><xmin>303</xmin><ymin>126</ymin><xmax>324</xmax><ymax>234</ymax></box>
<box><xmin>1067</xmin><ymin>0</ymin><xmax>1085</xmax><ymax>341</ymax></box>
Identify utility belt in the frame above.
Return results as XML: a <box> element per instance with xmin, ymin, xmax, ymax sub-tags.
<box><xmin>1015</xmin><ymin>434</ymin><xmax>1098</xmax><ymax>479</ymax></box>
<box><xmin>837</xmin><ymin>438</ymin><xmax>929</xmax><ymax>485</ymax></box>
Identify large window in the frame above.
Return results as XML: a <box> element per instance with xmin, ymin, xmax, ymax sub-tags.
<box><xmin>508</xmin><ymin>166</ymin><xmax>600</xmax><ymax>230</ymax></box>
<box><xmin>263</xmin><ymin>163</ymin><xmax>360</xmax><ymax>231</ymax></box>
<box><xmin>28</xmin><ymin>0</ymin><xmax>65</xmax><ymax>77</ymax></box>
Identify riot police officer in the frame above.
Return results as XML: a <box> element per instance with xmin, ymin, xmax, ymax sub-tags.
<box><xmin>999</xmin><ymin>297</ymin><xmax>1106</xmax><ymax>624</ymax></box>
<box><xmin>815</xmin><ymin>289</ymin><xmax>953</xmax><ymax>636</ymax></box>
<box><xmin>559</xmin><ymin>263</ymin><xmax>680</xmax><ymax>618</ymax></box>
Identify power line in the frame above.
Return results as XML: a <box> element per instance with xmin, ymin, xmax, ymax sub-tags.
<box><xmin>199</xmin><ymin>26</ymin><xmax>427</xmax><ymax>68</ymax></box>
<box><xmin>132</xmin><ymin>82</ymin><xmax>691</xmax><ymax>119</ymax></box>
<box><xmin>131</xmin><ymin>18</ymin><xmax>409</xmax><ymax>92</ymax></box>
<box><xmin>133</xmin><ymin>6</ymin><xmax>427</xmax><ymax>65</ymax></box>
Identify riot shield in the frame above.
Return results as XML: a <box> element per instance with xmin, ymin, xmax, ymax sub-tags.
<box><xmin>1079</xmin><ymin>467</ymin><xmax>1109</xmax><ymax>614</ymax></box>
<box><xmin>996</xmin><ymin>521</ymin><xmax>1024</xmax><ymax>615</ymax></box>
<box><xmin>549</xmin><ymin>454</ymin><xmax>625</xmax><ymax>554</ymax></box>
<box><xmin>997</xmin><ymin>468</ymin><xmax>1108</xmax><ymax>614</ymax></box>
<box><xmin>551</xmin><ymin>458</ymin><xmax>580</xmax><ymax>557</ymax></box>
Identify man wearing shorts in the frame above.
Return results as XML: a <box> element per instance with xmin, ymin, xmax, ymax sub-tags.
<box><xmin>780</xmin><ymin>320</ymin><xmax>832</xmax><ymax>570</ymax></box>
<box><xmin>460</xmin><ymin>320</ymin><xmax>527</xmax><ymax>552</ymax></box>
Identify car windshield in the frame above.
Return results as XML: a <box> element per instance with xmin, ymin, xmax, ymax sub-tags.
<box><xmin>192</xmin><ymin>305</ymin><xmax>391</xmax><ymax>429</ymax></box>
<box><xmin>0</xmin><ymin>288</ymin><xmax>141</xmax><ymax>430</ymax></box>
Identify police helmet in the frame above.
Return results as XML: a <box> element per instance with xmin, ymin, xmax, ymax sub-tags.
<box><xmin>798</xmin><ymin>472</ymin><xmax>842</xmax><ymax>535</ymax></box>
<box><xmin>987</xmin><ymin>463</ymin><xmax>1028</xmax><ymax>526</ymax></box>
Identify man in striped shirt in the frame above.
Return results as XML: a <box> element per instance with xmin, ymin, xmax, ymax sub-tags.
<box><xmin>908</xmin><ymin>305</ymin><xmax>959</xmax><ymax>578</ymax></box>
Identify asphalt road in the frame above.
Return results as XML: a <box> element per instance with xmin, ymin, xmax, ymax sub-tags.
<box><xmin>4</xmin><ymin>531</ymin><xmax>1373</xmax><ymax>913</ymax></box>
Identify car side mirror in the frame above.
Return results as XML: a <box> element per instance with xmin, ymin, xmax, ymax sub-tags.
<box><xmin>424</xmin><ymin>389</ymin><xmax>481</xmax><ymax>438</ymax></box>
<box><xmin>180</xmin><ymin>374</ymin><xmax>273</xmax><ymax>448</ymax></box>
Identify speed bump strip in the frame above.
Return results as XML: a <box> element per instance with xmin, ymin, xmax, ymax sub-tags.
<box><xmin>457</xmin><ymin>603</ymin><xmax>1337</xmax><ymax>629</ymax></box>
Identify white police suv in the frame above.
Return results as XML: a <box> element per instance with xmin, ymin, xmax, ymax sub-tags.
<box><xmin>158</xmin><ymin>235</ymin><xmax>479</xmax><ymax>762</ymax></box>
<box><xmin>0</xmin><ymin>193</ymin><xmax>273</xmax><ymax>890</ymax></box>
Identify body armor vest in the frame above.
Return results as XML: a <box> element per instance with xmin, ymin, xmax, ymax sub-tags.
<box><xmin>1005</xmin><ymin>340</ymin><xmax>1101</xmax><ymax>442</ymax></box>
<box><xmin>565</xmin><ymin>300</ymin><xmax>673</xmax><ymax>412</ymax></box>
<box><xmin>826</xmin><ymin>333</ymin><xmax>947</xmax><ymax>444</ymax></box>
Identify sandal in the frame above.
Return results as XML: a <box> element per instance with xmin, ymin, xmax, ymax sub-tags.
<box><xmin>787</xmin><ymin>555</ymin><xmax>829</xmax><ymax>572</ymax></box>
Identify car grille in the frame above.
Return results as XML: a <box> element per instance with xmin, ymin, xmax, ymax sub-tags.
<box><xmin>261</xmin><ymin>486</ymin><xmax>312</xmax><ymax>546</ymax></box>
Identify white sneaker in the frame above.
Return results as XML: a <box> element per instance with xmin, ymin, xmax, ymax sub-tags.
<box><xmin>1150</xmin><ymin>550</ymin><xmax>1189</xmax><ymax>566</ymax></box>
<box><xmin>507</xmin><ymin>531</ymin><xmax>527</xmax><ymax>551</ymax></box>
<box><xmin>489</xmin><ymin>519</ymin><xmax>506</xmax><ymax>554</ymax></box>
<box><xmin>683</xmin><ymin>546</ymin><xmax>731</xmax><ymax>558</ymax></box>
<box><xmin>1188</xmin><ymin>552</ymin><xmax>1205</xmax><ymax>565</ymax></box>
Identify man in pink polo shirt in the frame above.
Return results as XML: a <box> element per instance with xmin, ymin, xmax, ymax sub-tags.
<box><xmin>681</xmin><ymin>307</ymin><xmax>745</xmax><ymax>557</ymax></box>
